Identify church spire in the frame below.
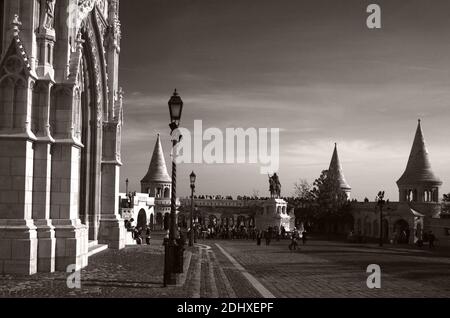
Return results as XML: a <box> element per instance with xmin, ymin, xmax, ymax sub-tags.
<box><xmin>329</xmin><ymin>143</ymin><xmax>351</xmax><ymax>192</ymax></box>
<box><xmin>141</xmin><ymin>134</ymin><xmax>171</xmax><ymax>184</ymax></box>
<box><xmin>397</xmin><ymin>119</ymin><xmax>442</xmax><ymax>186</ymax></box>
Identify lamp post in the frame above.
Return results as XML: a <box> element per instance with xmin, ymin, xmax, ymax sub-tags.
<box><xmin>189</xmin><ymin>171</ymin><xmax>196</xmax><ymax>247</ymax></box>
<box><xmin>163</xmin><ymin>89</ymin><xmax>184</xmax><ymax>286</ymax></box>
<box><xmin>125</xmin><ymin>178</ymin><xmax>129</xmax><ymax>194</ymax></box>
<box><xmin>194</xmin><ymin>207</ymin><xmax>198</xmax><ymax>243</ymax></box>
<box><xmin>377</xmin><ymin>191</ymin><xmax>385</xmax><ymax>247</ymax></box>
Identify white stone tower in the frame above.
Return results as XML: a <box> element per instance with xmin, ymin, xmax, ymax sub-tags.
<box><xmin>141</xmin><ymin>134</ymin><xmax>172</xmax><ymax>223</ymax></box>
<box><xmin>397</xmin><ymin>120</ymin><xmax>442</xmax><ymax>217</ymax></box>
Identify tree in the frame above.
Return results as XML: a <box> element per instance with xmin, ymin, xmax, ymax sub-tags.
<box><xmin>293</xmin><ymin>179</ymin><xmax>312</xmax><ymax>200</ymax></box>
<box><xmin>442</xmin><ymin>193</ymin><xmax>450</xmax><ymax>216</ymax></box>
<box><xmin>443</xmin><ymin>193</ymin><xmax>450</xmax><ymax>202</ymax></box>
<box><xmin>311</xmin><ymin>169</ymin><xmax>351</xmax><ymax>233</ymax></box>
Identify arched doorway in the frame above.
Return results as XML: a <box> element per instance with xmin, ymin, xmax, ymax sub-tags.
<box><xmin>137</xmin><ymin>209</ymin><xmax>147</xmax><ymax>230</ymax></box>
<box><xmin>156</xmin><ymin>213</ymin><xmax>163</xmax><ymax>230</ymax></box>
<box><xmin>163</xmin><ymin>213</ymin><xmax>170</xmax><ymax>231</ymax></box>
<box><xmin>77</xmin><ymin>45</ymin><xmax>101</xmax><ymax>238</ymax></box>
<box><xmin>394</xmin><ymin>219</ymin><xmax>410</xmax><ymax>244</ymax></box>
<box><xmin>149</xmin><ymin>214</ymin><xmax>154</xmax><ymax>230</ymax></box>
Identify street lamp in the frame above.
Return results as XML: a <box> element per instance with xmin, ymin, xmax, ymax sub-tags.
<box><xmin>377</xmin><ymin>191</ymin><xmax>385</xmax><ymax>247</ymax></box>
<box><xmin>189</xmin><ymin>171</ymin><xmax>196</xmax><ymax>247</ymax></box>
<box><xmin>164</xmin><ymin>89</ymin><xmax>184</xmax><ymax>286</ymax></box>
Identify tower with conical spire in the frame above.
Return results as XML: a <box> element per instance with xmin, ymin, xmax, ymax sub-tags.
<box><xmin>141</xmin><ymin>134</ymin><xmax>172</xmax><ymax>198</ymax></box>
<box><xmin>397</xmin><ymin>120</ymin><xmax>442</xmax><ymax>204</ymax></box>
<box><xmin>328</xmin><ymin>143</ymin><xmax>352</xmax><ymax>199</ymax></box>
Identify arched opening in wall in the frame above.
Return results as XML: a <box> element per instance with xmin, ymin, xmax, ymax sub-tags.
<box><xmin>163</xmin><ymin>213</ymin><xmax>170</xmax><ymax>231</ymax></box>
<box><xmin>394</xmin><ymin>219</ymin><xmax>410</xmax><ymax>244</ymax></box>
<box><xmin>407</xmin><ymin>189</ymin><xmax>413</xmax><ymax>202</ymax></box>
<box><xmin>356</xmin><ymin>219</ymin><xmax>361</xmax><ymax>234</ymax></box>
<box><xmin>149</xmin><ymin>214</ymin><xmax>154</xmax><ymax>230</ymax></box>
<box><xmin>164</xmin><ymin>187</ymin><xmax>170</xmax><ymax>198</ymax></box>
<box><xmin>136</xmin><ymin>209</ymin><xmax>147</xmax><ymax>230</ymax></box>
<box><xmin>156</xmin><ymin>212</ymin><xmax>163</xmax><ymax>230</ymax></box>
<box><xmin>78</xmin><ymin>31</ymin><xmax>102</xmax><ymax>241</ymax></box>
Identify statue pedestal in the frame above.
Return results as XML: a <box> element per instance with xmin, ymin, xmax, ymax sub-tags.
<box><xmin>254</xmin><ymin>198</ymin><xmax>291</xmax><ymax>231</ymax></box>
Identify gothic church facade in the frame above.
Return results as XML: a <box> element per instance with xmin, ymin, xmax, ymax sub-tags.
<box><xmin>0</xmin><ymin>0</ymin><xmax>125</xmax><ymax>275</ymax></box>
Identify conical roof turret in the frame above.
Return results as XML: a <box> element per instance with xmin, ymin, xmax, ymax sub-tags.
<box><xmin>397</xmin><ymin>120</ymin><xmax>442</xmax><ymax>186</ymax></box>
<box><xmin>329</xmin><ymin>143</ymin><xmax>351</xmax><ymax>191</ymax></box>
<box><xmin>141</xmin><ymin>134</ymin><xmax>171</xmax><ymax>184</ymax></box>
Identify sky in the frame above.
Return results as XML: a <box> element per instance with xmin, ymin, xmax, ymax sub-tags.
<box><xmin>118</xmin><ymin>0</ymin><xmax>450</xmax><ymax>201</ymax></box>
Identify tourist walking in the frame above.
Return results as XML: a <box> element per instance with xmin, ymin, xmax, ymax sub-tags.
<box><xmin>134</xmin><ymin>227</ymin><xmax>143</xmax><ymax>245</ymax></box>
<box><xmin>289</xmin><ymin>228</ymin><xmax>299</xmax><ymax>251</ymax></box>
<box><xmin>256</xmin><ymin>230</ymin><xmax>262</xmax><ymax>246</ymax></box>
<box><xmin>302</xmin><ymin>230</ymin><xmax>307</xmax><ymax>245</ymax></box>
<box><xmin>145</xmin><ymin>226</ymin><xmax>151</xmax><ymax>245</ymax></box>
<box><xmin>428</xmin><ymin>231</ymin><xmax>436</xmax><ymax>249</ymax></box>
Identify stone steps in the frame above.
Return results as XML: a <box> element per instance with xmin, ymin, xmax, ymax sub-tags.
<box><xmin>87</xmin><ymin>241</ymin><xmax>108</xmax><ymax>257</ymax></box>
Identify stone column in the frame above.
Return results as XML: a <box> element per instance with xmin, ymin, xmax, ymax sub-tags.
<box><xmin>50</xmin><ymin>86</ymin><xmax>88</xmax><ymax>272</ymax></box>
<box><xmin>32</xmin><ymin>81</ymin><xmax>56</xmax><ymax>273</ymax></box>
<box><xmin>50</xmin><ymin>142</ymin><xmax>88</xmax><ymax>271</ymax></box>
<box><xmin>0</xmin><ymin>138</ymin><xmax>38</xmax><ymax>275</ymax></box>
<box><xmin>98</xmin><ymin>163</ymin><xmax>125</xmax><ymax>249</ymax></box>
<box><xmin>32</xmin><ymin>140</ymin><xmax>56</xmax><ymax>272</ymax></box>
<box><xmin>98</xmin><ymin>122</ymin><xmax>125</xmax><ymax>249</ymax></box>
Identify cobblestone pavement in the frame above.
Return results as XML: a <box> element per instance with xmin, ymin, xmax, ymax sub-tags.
<box><xmin>1</xmin><ymin>236</ymin><xmax>449</xmax><ymax>298</ymax></box>
<box><xmin>0</xmin><ymin>235</ymin><xmax>194</xmax><ymax>298</ymax></box>
<box><xmin>204</xmin><ymin>238</ymin><xmax>450</xmax><ymax>298</ymax></box>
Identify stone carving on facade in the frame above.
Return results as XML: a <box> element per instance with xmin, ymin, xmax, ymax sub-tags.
<box><xmin>69</xmin><ymin>0</ymin><xmax>102</xmax><ymax>48</ymax></box>
<box><xmin>106</xmin><ymin>0</ymin><xmax>121</xmax><ymax>53</ymax></box>
<box><xmin>84</xmin><ymin>21</ymin><xmax>104</xmax><ymax>125</ymax></box>
<box><xmin>43</xmin><ymin>0</ymin><xmax>56</xmax><ymax>29</ymax></box>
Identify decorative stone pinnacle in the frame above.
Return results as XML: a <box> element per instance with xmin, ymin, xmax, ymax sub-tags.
<box><xmin>10</xmin><ymin>14</ymin><xmax>22</xmax><ymax>35</ymax></box>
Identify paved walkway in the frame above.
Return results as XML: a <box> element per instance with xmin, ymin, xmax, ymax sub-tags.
<box><xmin>1</xmin><ymin>236</ymin><xmax>449</xmax><ymax>298</ymax></box>
<box><xmin>0</xmin><ymin>235</ymin><xmax>191</xmax><ymax>298</ymax></box>
<box><xmin>202</xmin><ymin>238</ymin><xmax>450</xmax><ymax>298</ymax></box>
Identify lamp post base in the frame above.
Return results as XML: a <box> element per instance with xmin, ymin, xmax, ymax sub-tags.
<box><xmin>163</xmin><ymin>240</ymin><xmax>185</xmax><ymax>286</ymax></box>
